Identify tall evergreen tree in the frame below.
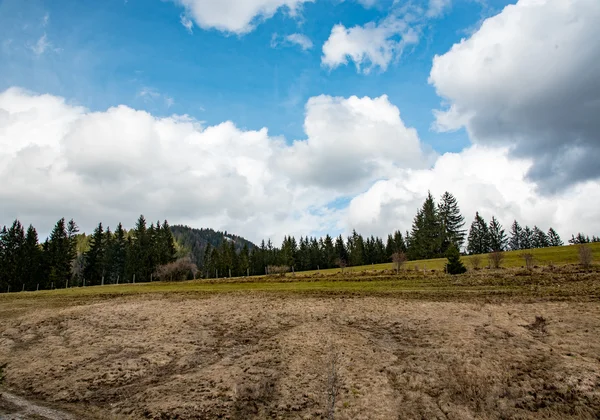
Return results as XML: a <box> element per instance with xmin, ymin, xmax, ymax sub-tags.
<box><xmin>47</xmin><ymin>218</ymin><xmax>72</xmax><ymax>288</ymax></box>
<box><xmin>323</xmin><ymin>234</ymin><xmax>335</xmax><ymax>269</ymax></box>
<box><xmin>438</xmin><ymin>192</ymin><xmax>466</xmax><ymax>253</ymax></box>
<box><xmin>509</xmin><ymin>220</ymin><xmax>522</xmax><ymax>251</ymax></box>
<box><xmin>23</xmin><ymin>225</ymin><xmax>42</xmax><ymax>290</ymax></box>
<box><xmin>520</xmin><ymin>226</ymin><xmax>533</xmax><ymax>250</ymax></box>
<box><xmin>467</xmin><ymin>212</ymin><xmax>490</xmax><ymax>255</ymax></box>
<box><xmin>488</xmin><ymin>216</ymin><xmax>507</xmax><ymax>252</ymax></box>
<box><xmin>547</xmin><ymin>228</ymin><xmax>563</xmax><ymax>247</ymax></box>
<box><xmin>409</xmin><ymin>193</ymin><xmax>442</xmax><ymax>260</ymax></box>
<box><xmin>532</xmin><ymin>226</ymin><xmax>550</xmax><ymax>248</ymax></box>
<box><xmin>83</xmin><ymin>223</ymin><xmax>106</xmax><ymax>286</ymax></box>
<box><xmin>334</xmin><ymin>235</ymin><xmax>348</xmax><ymax>265</ymax></box>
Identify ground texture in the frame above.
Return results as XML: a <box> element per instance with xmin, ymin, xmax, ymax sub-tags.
<box><xmin>1</xmin><ymin>282</ymin><xmax>600</xmax><ymax>419</ymax></box>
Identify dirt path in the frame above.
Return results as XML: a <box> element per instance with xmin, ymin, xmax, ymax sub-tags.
<box><xmin>1</xmin><ymin>294</ymin><xmax>599</xmax><ymax>419</ymax></box>
<box><xmin>0</xmin><ymin>390</ymin><xmax>75</xmax><ymax>419</ymax></box>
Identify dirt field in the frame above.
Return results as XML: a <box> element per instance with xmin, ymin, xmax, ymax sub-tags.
<box><xmin>1</xmin><ymin>279</ymin><xmax>600</xmax><ymax>420</ymax></box>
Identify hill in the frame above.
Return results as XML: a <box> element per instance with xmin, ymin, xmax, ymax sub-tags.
<box><xmin>170</xmin><ymin>225</ymin><xmax>255</xmax><ymax>266</ymax></box>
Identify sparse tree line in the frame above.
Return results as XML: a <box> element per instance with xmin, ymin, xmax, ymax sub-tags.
<box><xmin>0</xmin><ymin>215</ymin><xmax>177</xmax><ymax>292</ymax></box>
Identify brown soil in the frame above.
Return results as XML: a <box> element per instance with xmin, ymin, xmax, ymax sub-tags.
<box><xmin>1</xmin><ymin>294</ymin><xmax>599</xmax><ymax>419</ymax></box>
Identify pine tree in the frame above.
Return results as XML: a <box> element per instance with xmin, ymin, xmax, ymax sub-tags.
<box><xmin>520</xmin><ymin>226</ymin><xmax>533</xmax><ymax>250</ymax></box>
<box><xmin>23</xmin><ymin>225</ymin><xmax>42</xmax><ymax>290</ymax></box>
<box><xmin>488</xmin><ymin>217</ymin><xmax>507</xmax><ymax>252</ymax></box>
<box><xmin>532</xmin><ymin>226</ymin><xmax>549</xmax><ymax>248</ymax></box>
<box><xmin>409</xmin><ymin>192</ymin><xmax>442</xmax><ymax>259</ymax></box>
<box><xmin>438</xmin><ymin>192</ymin><xmax>466</xmax><ymax>253</ymax></box>
<box><xmin>467</xmin><ymin>212</ymin><xmax>490</xmax><ymax>255</ymax></box>
<box><xmin>509</xmin><ymin>220</ymin><xmax>522</xmax><ymax>251</ymax></box>
<box><xmin>445</xmin><ymin>243</ymin><xmax>467</xmax><ymax>275</ymax></box>
<box><xmin>47</xmin><ymin>218</ymin><xmax>72</xmax><ymax>288</ymax></box>
<box><xmin>84</xmin><ymin>223</ymin><xmax>105</xmax><ymax>286</ymax></box>
<box><xmin>334</xmin><ymin>235</ymin><xmax>348</xmax><ymax>266</ymax></box>
<box><xmin>323</xmin><ymin>235</ymin><xmax>335</xmax><ymax>269</ymax></box>
<box><xmin>547</xmin><ymin>228</ymin><xmax>563</xmax><ymax>247</ymax></box>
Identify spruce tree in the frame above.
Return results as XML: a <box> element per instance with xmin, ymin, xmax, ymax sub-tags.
<box><xmin>445</xmin><ymin>243</ymin><xmax>467</xmax><ymax>275</ymax></box>
<box><xmin>532</xmin><ymin>226</ymin><xmax>549</xmax><ymax>248</ymax></box>
<box><xmin>520</xmin><ymin>226</ymin><xmax>533</xmax><ymax>250</ymax></box>
<box><xmin>488</xmin><ymin>216</ymin><xmax>507</xmax><ymax>252</ymax></box>
<box><xmin>438</xmin><ymin>192</ymin><xmax>466</xmax><ymax>253</ymax></box>
<box><xmin>409</xmin><ymin>192</ymin><xmax>442</xmax><ymax>259</ymax></box>
<box><xmin>547</xmin><ymin>228</ymin><xmax>563</xmax><ymax>247</ymax></box>
<box><xmin>509</xmin><ymin>220</ymin><xmax>522</xmax><ymax>251</ymax></box>
<box><xmin>323</xmin><ymin>235</ymin><xmax>335</xmax><ymax>269</ymax></box>
<box><xmin>467</xmin><ymin>212</ymin><xmax>490</xmax><ymax>255</ymax></box>
<box><xmin>84</xmin><ymin>223</ymin><xmax>105</xmax><ymax>286</ymax></box>
<box><xmin>47</xmin><ymin>218</ymin><xmax>72</xmax><ymax>288</ymax></box>
<box><xmin>23</xmin><ymin>225</ymin><xmax>42</xmax><ymax>290</ymax></box>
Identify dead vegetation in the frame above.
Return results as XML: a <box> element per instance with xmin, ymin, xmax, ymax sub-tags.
<box><xmin>0</xmin><ymin>268</ymin><xmax>599</xmax><ymax>419</ymax></box>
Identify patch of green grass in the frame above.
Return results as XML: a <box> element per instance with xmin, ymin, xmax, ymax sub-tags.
<box><xmin>294</xmin><ymin>243</ymin><xmax>600</xmax><ymax>276</ymax></box>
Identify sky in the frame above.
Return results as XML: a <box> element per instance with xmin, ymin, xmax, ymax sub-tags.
<box><xmin>0</xmin><ymin>0</ymin><xmax>599</xmax><ymax>244</ymax></box>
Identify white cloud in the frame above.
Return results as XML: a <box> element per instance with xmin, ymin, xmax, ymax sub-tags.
<box><xmin>285</xmin><ymin>33</ymin><xmax>313</xmax><ymax>50</ymax></box>
<box><xmin>180</xmin><ymin>15</ymin><xmax>193</xmax><ymax>33</ymax></box>
<box><xmin>138</xmin><ymin>87</ymin><xmax>175</xmax><ymax>108</ymax></box>
<box><xmin>347</xmin><ymin>146</ymin><xmax>600</xmax><ymax>243</ymax></box>
<box><xmin>429</xmin><ymin>0</ymin><xmax>600</xmax><ymax>191</ymax></box>
<box><xmin>322</xmin><ymin>15</ymin><xmax>419</xmax><ymax>73</ymax></box>
<box><xmin>172</xmin><ymin>0</ymin><xmax>314</xmax><ymax>34</ymax></box>
<box><xmin>426</xmin><ymin>0</ymin><xmax>451</xmax><ymax>17</ymax></box>
<box><xmin>30</xmin><ymin>34</ymin><xmax>51</xmax><ymax>56</ymax></box>
<box><xmin>276</xmin><ymin>94</ymin><xmax>434</xmax><ymax>191</ymax></box>
<box><xmin>1</xmin><ymin>88</ymin><xmax>598</xmax><ymax>245</ymax></box>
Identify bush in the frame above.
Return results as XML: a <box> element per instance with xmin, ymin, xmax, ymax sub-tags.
<box><xmin>488</xmin><ymin>251</ymin><xmax>504</xmax><ymax>269</ymax></box>
<box><xmin>391</xmin><ymin>252</ymin><xmax>407</xmax><ymax>274</ymax></box>
<box><xmin>470</xmin><ymin>254</ymin><xmax>481</xmax><ymax>270</ymax></box>
<box><xmin>578</xmin><ymin>244</ymin><xmax>593</xmax><ymax>269</ymax></box>
<box><xmin>521</xmin><ymin>253</ymin><xmax>534</xmax><ymax>271</ymax></box>
<box><xmin>446</xmin><ymin>244</ymin><xmax>467</xmax><ymax>275</ymax></box>
<box><xmin>155</xmin><ymin>257</ymin><xmax>198</xmax><ymax>282</ymax></box>
<box><xmin>266</xmin><ymin>265</ymin><xmax>290</xmax><ymax>276</ymax></box>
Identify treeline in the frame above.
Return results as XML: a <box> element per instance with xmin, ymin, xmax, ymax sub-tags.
<box><xmin>0</xmin><ymin>215</ymin><xmax>177</xmax><ymax>292</ymax></box>
<box><xmin>202</xmin><ymin>191</ymin><xmax>577</xmax><ymax>276</ymax></box>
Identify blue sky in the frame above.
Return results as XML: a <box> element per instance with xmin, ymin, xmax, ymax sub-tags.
<box><xmin>1</xmin><ymin>0</ymin><xmax>599</xmax><ymax>243</ymax></box>
<box><xmin>0</xmin><ymin>0</ymin><xmax>508</xmax><ymax>152</ymax></box>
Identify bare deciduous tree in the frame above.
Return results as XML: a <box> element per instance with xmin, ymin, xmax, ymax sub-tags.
<box><xmin>335</xmin><ymin>258</ymin><xmax>347</xmax><ymax>274</ymax></box>
<box><xmin>578</xmin><ymin>244</ymin><xmax>593</xmax><ymax>269</ymax></box>
<box><xmin>154</xmin><ymin>256</ymin><xmax>198</xmax><ymax>282</ymax></box>
<box><xmin>488</xmin><ymin>251</ymin><xmax>504</xmax><ymax>269</ymax></box>
<box><xmin>391</xmin><ymin>251</ymin><xmax>407</xmax><ymax>274</ymax></box>
<box><xmin>470</xmin><ymin>254</ymin><xmax>481</xmax><ymax>270</ymax></box>
<box><xmin>521</xmin><ymin>253</ymin><xmax>535</xmax><ymax>271</ymax></box>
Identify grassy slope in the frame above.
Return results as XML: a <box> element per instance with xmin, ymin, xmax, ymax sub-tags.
<box><xmin>295</xmin><ymin>243</ymin><xmax>600</xmax><ymax>275</ymax></box>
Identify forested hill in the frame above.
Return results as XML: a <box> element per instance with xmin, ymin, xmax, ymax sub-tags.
<box><xmin>170</xmin><ymin>225</ymin><xmax>255</xmax><ymax>266</ymax></box>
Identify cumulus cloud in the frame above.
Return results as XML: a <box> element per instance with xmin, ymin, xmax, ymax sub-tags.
<box><xmin>173</xmin><ymin>0</ymin><xmax>313</xmax><ymax>34</ymax></box>
<box><xmin>347</xmin><ymin>146</ymin><xmax>600</xmax><ymax>243</ymax></box>
<box><xmin>2</xmin><ymin>88</ymin><xmax>598</xmax><ymax>245</ymax></box>
<box><xmin>277</xmin><ymin>94</ymin><xmax>434</xmax><ymax>191</ymax></box>
<box><xmin>2</xmin><ymin>89</ymin><xmax>419</xmax><ymax>242</ymax></box>
<box><xmin>429</xmin><ymin>0</ymin><xmax>600</xmax><ymax>192</ymax></box>
<box><xmin>322</xmin><ymin>15</ymin><xmax>419</xmax><ymax>73</ymax></box>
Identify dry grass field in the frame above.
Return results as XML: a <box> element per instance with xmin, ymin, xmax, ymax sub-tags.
<box><xmin>1</xmin><ymin>264</ymin><xmax>599</xmax><ymax>419</ymax></box>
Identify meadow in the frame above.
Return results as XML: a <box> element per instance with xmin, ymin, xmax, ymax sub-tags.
<box><xmin>0</xmin><ymin>245</ymin><xmax>599</xmax><ymax>419</ymax></box>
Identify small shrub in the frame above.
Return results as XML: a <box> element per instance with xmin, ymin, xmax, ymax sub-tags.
<box><xmin>578</xmin><ymin>244</ymin><xmax>593</xmax><ymax>269</ymax></box>
<box><xmin>488</xmin><ymin>251</ymin><xmax>504</xmax><ymax>269</ymax></box>
<box><xmin>391</xmin><ymin>252</ymin><xmax>407</xmax><ymax>274</ymax></box>
<box><xmin>521</xmin><ymin>253</ymin><xmax>535</xmax><ymax>271</ymax></box>
<box><xmin>446</xmin><ymin>244</ymin><xmax>467</xmax><ymax>275</ymax></box>
<box><xmin>470</xmin><ymin>254</ymin><xmax>481</xmax><ymax>270</ymax></box>
<box><xmin>335</xmin><ymin>258</ymin><xmax>347</xmax><ymax>274</ymax></box>
<box><xmin>267</xmin><ymin>265</ymin><xmax>290</xmax><ymax>276</ymax></box>
<box><xmin>155</xmin><ymin>257</ymin><xmax>198</xmax><ymax>282</ymax></box>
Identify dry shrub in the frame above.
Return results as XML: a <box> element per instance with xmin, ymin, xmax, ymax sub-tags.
<box><xmin>578</xmin><ymin>244</ymin><xmax>593</xmax><ymax>269</ymax></box>
<box><xmin>470</xmin><ymin>254</ymin><xmax>482</xmax><ymax>270</ymax></box>
<box><xmin>488</xmin><ymin>251</ymin><xmax>504</xmax><ymax>269</ymax></box>
<box><xmin>391</xmin><ymin>252</ymin><xmax>407</xmax><ymax>274</ymax></box>
<box><xmin>521</xmin><ymin>253</ymin><xmax>535</xmax><ymax>271</ymax></box>
<box><xmin>335</xmin><ymin>258</ymin><xmax>347</xmax><ymax>274</ymax></box>
<box><xmin>267</xmin><ymin>265</ymin><xmax>290</xmax><ymax>276</ymax></box>
<box><xmin>154</xmin><ymin>257</ymin><xmax>198</xmax><ymax>282</ymax></box>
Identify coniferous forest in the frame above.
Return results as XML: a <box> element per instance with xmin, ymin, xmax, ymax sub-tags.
<box><xmin>1</xmin><ymin>191</ymin><xmax>599</xmax><ymax>290</ymax></box>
